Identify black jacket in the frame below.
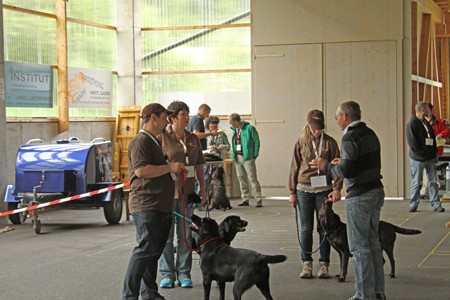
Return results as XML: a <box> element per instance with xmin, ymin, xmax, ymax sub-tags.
<box><xmin>406</xmin><ymin>115</ymin><xmax>437</xmax><ymax>161</ymax></box>
<box><xmin>326</xmin><ymin>122</ymin><xmax>383</xmax><ymax>198</ymax></box>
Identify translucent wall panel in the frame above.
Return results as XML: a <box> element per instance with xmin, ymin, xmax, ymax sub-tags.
<box><xmin>4</xmin><ymin>9</ymin><xmax>58</xmax><ymax>117</ymax></box>
<box><xmin>3</xmin><ymin>0</ymin><xmax>55</xmax><ymax>14</ymax></box>
<box><xmin>142</xmin><ymin>27</ymin><xmax>250</xmax><ymax>71</ymax></box>
<box><xmin>67</xmin><ymin>0</ymin><xmax>116</xmax><ymax>26</ymax></box>
<box><xmin>67</xmin><ymin>23</ymin><xmax>116</xmax><ymax>70</ymax></box>
<box><xmin>142</xmin><ymin>73</ymin><xmax>250</xmax><ymax>104</ymax></box>
<box><xmin>3</xmin><ymin>10</ymin><xmax>57</xmax><ymax>65</ymax></box>
<box><xmin>142</xmin><ymin>0</ymin><xmax>250</xmax><ymax>27</ymax></box>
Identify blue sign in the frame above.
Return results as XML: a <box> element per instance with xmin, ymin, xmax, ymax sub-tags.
<box><xmin>5</xmin><ymin>61</ymin><xmax>53</xmax><ymax>108</ymax></box>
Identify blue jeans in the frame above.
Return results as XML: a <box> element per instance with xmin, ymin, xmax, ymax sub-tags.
<box><xmin>159</xmin><ymin>199</ymin><xmax>193</xmax><ymax>281</ymax></box>
<box><xmin>296</xmin><ymin>190</ymin><xmax>331</xmax><ymax>263</ymax></box>
<box><xmin>122</xmin><ymin>211</ymin><xmax>172</xmax><ymax>300</ymax></box>
<box><xmin>195</xmin><ymin>164</ymin><xmax>210</xmax><ymax>197</ymax></box>
<box><xmin>345</xmin><ymin>188</ymin><xmax>385</xmax><ymax>300</ymax></box>
<box><xmin>410</xmin><ymin>158</ymin><xmax>440</xmax><ymax>209</ymax></box>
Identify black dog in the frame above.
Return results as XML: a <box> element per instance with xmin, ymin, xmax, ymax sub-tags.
<box><xmin>190</xmin><ymin>214</ymin><xmax>286</xmax><ymax>300</ymax></box>
<box><xmin>209</xmin><ymin>166</ymin><xmax>232</xmax><ymax>211</ymax></box>
<box><xmin>318</xmin><ymin>201</ymin><xmax>422</xmax><ymax>282</ymax></box>
<box><xmin>219</xmin><ymin>215</ymin><xmax>248</xmax><ymax>245</ymax></box>
<box><xmin>191</xmin><ymin>215</ymin><xmax>248</xmax><ymax>251</ymax></box>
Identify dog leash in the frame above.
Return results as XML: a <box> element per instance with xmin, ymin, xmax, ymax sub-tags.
<box><xmin>179</xmin><ymin>170</ymin><xmax>208</xmax><ymax>252</ymax></box>
<box><xmin>173</xmin><ymin>211</ymin><xmax>191</xmax><ymax>223</ymax></box>
<box><xmin>293</xmin><ymin>199</ymin><xmax>327</xmax><ymax>254</ymax></box>
<box><xmin>180</xmin><ymin>170</ymin><xmax>194</xmax><ymax>251</ymax></box>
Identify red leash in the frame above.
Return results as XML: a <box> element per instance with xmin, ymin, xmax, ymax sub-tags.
<box><xmin>180</xmin><ymin>168</ymin><xmax>214</xmax><ymax>252</ymax></box>
<box><xmin>180</xmin><ymin>169</ymin><xmax>196</xmax><ymax>251</ymax></box>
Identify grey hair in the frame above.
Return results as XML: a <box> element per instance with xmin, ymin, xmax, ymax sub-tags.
<box><xmin>415</xmin><ymin>101</ymin><xmax>428</xmax><ymax>113</ymax></box>
<box><xmin>339</xmin><ymin>101</ymin><xmax>361</xmax><ymax>122</ymax></box>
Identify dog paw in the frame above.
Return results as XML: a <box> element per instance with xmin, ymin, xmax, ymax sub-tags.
<box><xmin>389</xmin><ymin>273</ymin><xmax>395</xmax><ymax>278</ymax></box>
<box><xmin>336</xmin><ymin>275</ymin><xmax>345</xmax><ymax>282</ymax></box>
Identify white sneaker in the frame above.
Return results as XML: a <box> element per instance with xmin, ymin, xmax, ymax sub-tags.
<box><xmin>317</xmin><ymin>262</ymin><xmax>330</xmax><ymax>279</ymax></box>
<box><xmin>299</xmin><ymin>261</ymin><xmax>313</xmax><ymax>278</ymax></box>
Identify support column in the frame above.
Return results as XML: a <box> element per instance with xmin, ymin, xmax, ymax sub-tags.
<box><xmin>0</xmin><ymin>0</ymin><xmax>9</xmax><ymax>223</ymax></box>
<box><xmin>116</xmin><ymin>0</ymin><xmax>142</xmax><ymax>107</ymax></box>
<box><xmin>56</xmin><ymin>0</ymin><xmax>68</xmax><ymax>132</ymax></box>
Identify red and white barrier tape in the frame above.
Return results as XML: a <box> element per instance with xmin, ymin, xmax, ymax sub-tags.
<box><xmin>0</xmin><ymin>182</ymin><xmax>130</xmax><ymax>218</ymax></box>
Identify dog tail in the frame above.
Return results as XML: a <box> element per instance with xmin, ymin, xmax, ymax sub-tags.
<box><xmin>393</xmin><ymin>225</ymin><xmax>421</xmax><ymax>235</ymax></box>
<box><xmin>262</xmin><ymin>255</ymin><xmax>287</xmax><ymax>264</ymax></box>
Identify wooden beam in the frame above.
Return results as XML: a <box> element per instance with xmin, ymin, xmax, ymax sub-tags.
<box><xmin>56</xmin><ymin>0</ymin><xmax>68</xmax><ymax>133</ymax></box>
<box><xmin>441</xmin><ymin>37</ymin><xmax>450</xmax><ymax>119</ymax></box>
<box><xmin>411</xmin><ymin>75</ymin><xmax>442</xmax><ymax>87</ymax></box>
<box><xmin>2</xmin><ymin>4</ymin><xmax>56</xmax><ymax>19</ymax></box>
<box><xmin>418</xmin><ymin>13</ymin><xmax>431</xmax><ymax>103</ymax></box>
<box><xmin>67</xmin><ymin>17</ymin><xmax>116</xmax><ymax>31</ymax></box>
<box><xmin>434</xmin><ymin>36</ymin><xmax>443</xmax><ymax>118</ymax></box>
<box><xmin>412</xmin><ymin>2</ymin><xmax>418</xmax><ymax>112</ymax></box>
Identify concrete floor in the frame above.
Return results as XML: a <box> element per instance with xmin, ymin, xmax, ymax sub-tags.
<box><xmin>0</xmin><ymin>198</ymin><xmax>449</xmax><ymax>300</ymax></box>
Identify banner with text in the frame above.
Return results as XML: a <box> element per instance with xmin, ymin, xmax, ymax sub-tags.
<box><xmin>5</xmin><ymin>61</ymin><xmax>53</xmax><ymax>108</ymax></box>
<box><xmin>68</xmin><ymin>67</ymin><xmax>112</xmax><ymax>108</ymax></box>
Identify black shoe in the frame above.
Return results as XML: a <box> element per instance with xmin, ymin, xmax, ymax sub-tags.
<box><xmin>237</xmin><ymin>201</ymin><xmax>249</xmax><ymax>206</ymax></box>
<box><xmin>409</xmin><ymin>205</ymin><xmax>417</xmax><ymax>212</ymax></box>
<box><xmin>151</xmin><ymin>292</ymin><xmax>166</xmax><ymax>300</ymax></box>
<box><xmin>375</xmin><ymin>293</ymin><xmax>387</xmax><ymax>300</ymax></box>
<box><xmin>434</xmin><ymin>206</ymin><xmax>445</xmax><ymax>212</ymax></box>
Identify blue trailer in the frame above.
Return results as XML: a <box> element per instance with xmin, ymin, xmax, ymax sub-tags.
<box><xmin>4</xmin><ymin>137</ymin><xmax>123</xmax><ymax>232</ymax></box>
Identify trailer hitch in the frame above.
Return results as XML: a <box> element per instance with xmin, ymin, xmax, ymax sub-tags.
<box><xmin>18</xmin><ymin>181</ymin><xmax>44</xmax><ymax>234</ymax></box>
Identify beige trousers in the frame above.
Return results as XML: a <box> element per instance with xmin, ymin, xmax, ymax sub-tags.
<box><xmin>234</xmin><ymin>156</ymin><xmax>262</xmax><ymax>202</ymax></box>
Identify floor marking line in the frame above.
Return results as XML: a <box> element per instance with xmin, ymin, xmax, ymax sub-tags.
<box><xmin>418</xmin><ymin>231</ymin><xmax>450</xmax><ymax>268</ymax></box>
<box><xmin>398</xmin><ymin>212</ymin><xmax>418</xmax><ymax>226</ymax></box>
<box><xmin>86</xmin><ymin>241</ymin><xmax>135</xmax><ymax>257</ymax></box>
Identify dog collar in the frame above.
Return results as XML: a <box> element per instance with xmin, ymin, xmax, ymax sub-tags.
<box><xmin>199</xmin><ymin>236</ymin><xmax>220</xmax><ymax>251</ymax></box>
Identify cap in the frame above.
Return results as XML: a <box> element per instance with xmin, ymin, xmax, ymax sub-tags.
<box><xmin>307</xmin><ymin>109</ymin><xmax>325</xmax><ymax>130</ymax></box>
<box><xmin>140</xmin><ymin>103</ymin><xmax>173</xmax><ymax>119</ymax></box>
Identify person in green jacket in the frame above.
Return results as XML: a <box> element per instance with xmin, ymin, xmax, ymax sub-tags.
<box><xmin>228</xmin><ymin>113</ymin><xmax>263</xmax><ymax>207</ymax></box>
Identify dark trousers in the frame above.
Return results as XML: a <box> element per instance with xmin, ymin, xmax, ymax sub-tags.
<box><xmin>122</xmin><ymin>211</ymin><xmax>172</xmax><ymax>300</ymax></box>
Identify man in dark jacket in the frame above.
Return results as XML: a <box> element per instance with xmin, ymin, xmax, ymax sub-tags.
<box><xmin>312</xmin><ymin>101</ymin><xmax>386</xmax><ymax>300</ymax></box>
<box><xmin>406</xmin><ymin>101</ymin><xmax>445</xmax><ymax>212</ymax></box>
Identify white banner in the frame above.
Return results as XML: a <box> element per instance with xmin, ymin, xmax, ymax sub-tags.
<box><xmin>68</xmin><ymin>67</ymin><xmax>112</xmax><ymax>108</ymax></box>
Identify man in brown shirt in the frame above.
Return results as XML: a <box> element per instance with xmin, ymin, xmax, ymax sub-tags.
<box><xmin>122</xmin><ymin>103</ymin><xmax>184</xmax><ymax>300</ymax></box>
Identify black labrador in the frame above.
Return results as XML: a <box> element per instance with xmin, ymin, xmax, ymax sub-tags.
<box><xmin>209</xmin><ymin>166</ymin><xmax>232</xmax><ymax>211</ymax></box>
<box><xmin>191</xmin><ymin>215</ymin><xmax>248</xmax><ymax>251</ymax></box>
<box><xmin>219</xmin><ymin>215</ymin><xmax>248</xmax><ymax>245</ymax></box>
<box><xmin>318</xmin><ymin>200</ymin><xmax>422</xmax><ymax>282</ymax></box>
<box><xmin>190</xmin><ymin>214</ymin><xmax>286</xmax><ymax>300</ymax></box>
<box><xmin>195</xmin><ymin>215</ymin><xmax>248</xmax><ymax>289</ymax></box>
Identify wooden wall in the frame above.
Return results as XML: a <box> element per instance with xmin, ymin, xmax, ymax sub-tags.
<box><xmin>251</xmin><ymin>0</ymin><xmax>404</xmax><ymax>197</ymax></box>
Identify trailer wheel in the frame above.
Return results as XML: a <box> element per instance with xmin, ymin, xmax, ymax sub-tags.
<box><xmin>7</xmin><ymin>202</ymin><xmax>21</xmax><ymax>225</ymax></box>
<box><xmin>103</xmin><ymin>190</ymin><xmax>123</xmax><ymax>224</ymax></box>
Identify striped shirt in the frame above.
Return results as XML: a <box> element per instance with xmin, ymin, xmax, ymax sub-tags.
<box><xmin>326</xmin><ymin>121</ymin><xmax>383</xmax><ymax>198</ymax></box>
